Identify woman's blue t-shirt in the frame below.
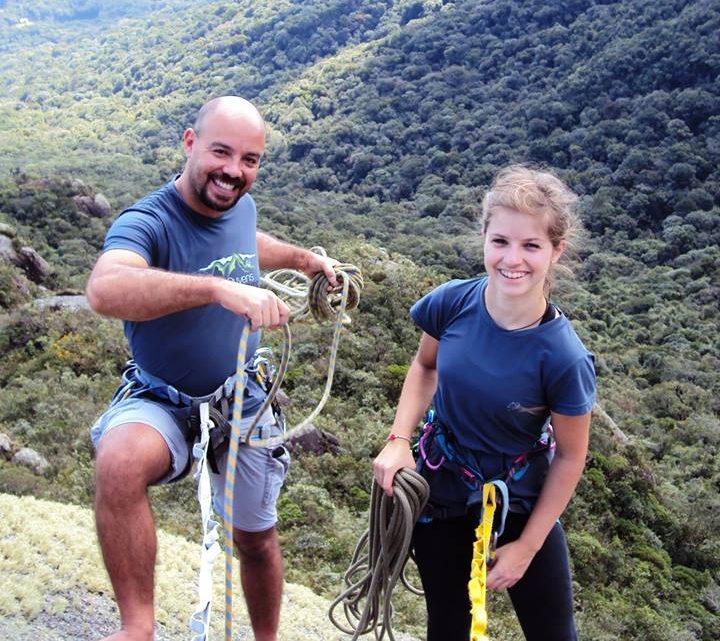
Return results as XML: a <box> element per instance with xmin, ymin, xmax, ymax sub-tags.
<box><xmin>411</xmin><ymin>277</ymin><xmax>596</xmax><ymax>510</ymax></box>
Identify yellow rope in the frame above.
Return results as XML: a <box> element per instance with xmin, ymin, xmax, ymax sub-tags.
<box><xmin>223</xmin><ymin>256</ymin><xmax>363</xmax><ymax>641</ymax></box>
<box><xmin>468</xmin><ymin>483</ymin><xmax>497</xmax><ymax>641</ymax></box>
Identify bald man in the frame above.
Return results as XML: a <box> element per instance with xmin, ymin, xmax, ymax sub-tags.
<box><xmin>86</xmin><ymin>96</ymin><xmax>337</xmax><ymax>641</ymax></box>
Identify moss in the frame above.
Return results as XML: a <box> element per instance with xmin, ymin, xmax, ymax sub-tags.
<box><xmin>0</xmin><ymin>493</ymin><xmax>355</xmax><ymax>639</ymax></box>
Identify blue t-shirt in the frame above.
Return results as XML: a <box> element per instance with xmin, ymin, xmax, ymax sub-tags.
<box><xmin>411</xmin><ymin>277</ymin><xmax>596</xmax><ymax>510</ymax></box>
<box><xmin>103</xmin><ymin>180</ymin><xmax>265</xmax><ymax>409</ymax></box>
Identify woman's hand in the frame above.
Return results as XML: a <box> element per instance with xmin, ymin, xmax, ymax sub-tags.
<box><xmin>486</xmin><ymin>538</ymin><xmax>537</xmax><ymax>591</ymax></box>
<box><xmin>373</xmin><ymin>440</ymin><xmax>416</xmax><ymax>497</ymax></box>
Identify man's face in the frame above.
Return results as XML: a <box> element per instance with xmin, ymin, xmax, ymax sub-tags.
<box><xmin>182</xmin><ymin>110</ymin><xmax>265</xmax><ymax>217</ymax></box>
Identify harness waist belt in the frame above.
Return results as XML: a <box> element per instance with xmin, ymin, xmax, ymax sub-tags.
<box><xmin>133</xmin><ymin>366</ymin><xmax>249</xmax><ymax>408</ymax></box>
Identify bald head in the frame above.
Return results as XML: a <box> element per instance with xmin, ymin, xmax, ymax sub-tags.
<box><xmin>193</xmin><ymin>96</ymin><xmax>265</xmax><ymax>136</ymax></box>
<box><xmin>176</xmin><ymin>96</ymin><xmax>267</xmax><ymax>218</ymax></box>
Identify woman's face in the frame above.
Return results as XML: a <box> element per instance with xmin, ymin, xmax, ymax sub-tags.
<box><xmin>483</xmin><ymin>206</ymin><xmax>565</xmax><ymax>301</ymax></box>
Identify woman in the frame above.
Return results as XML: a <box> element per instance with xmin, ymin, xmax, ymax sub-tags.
<box><xmin>373</xmin><ymin>166</ymin><xmax>596</xmax><ymax>641</ymax></box>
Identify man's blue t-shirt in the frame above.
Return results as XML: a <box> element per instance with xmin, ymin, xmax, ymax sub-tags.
<box><xmin>411</xmin><ymin>277</ymin><xmax>596</xmax><ymax>510</ymax></box>
<box><xmin>103</xmin><ymin>180</ymin><xmax>264</xmax><ymax>409</ymax></box>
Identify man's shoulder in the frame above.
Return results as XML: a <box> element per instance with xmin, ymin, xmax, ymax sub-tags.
<box><xmin>122</xmin><ymin>181</ymin><xmax>178</xmax><ymax>218</ymax></box>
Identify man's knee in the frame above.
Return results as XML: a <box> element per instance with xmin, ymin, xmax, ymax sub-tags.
<box><xmin>95</xmin><ymin>422</ymin><xmax>171</xmax><ymax>492</ymax></box>
<box><xmin>234</xmin><ymin>526</ymin><xmax>279</xmax><ymax>561</ymax></box>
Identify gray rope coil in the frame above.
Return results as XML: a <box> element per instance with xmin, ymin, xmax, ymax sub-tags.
<box><xmin>244</xmin><ymin>257</ymin><xmax>363</xmax><ymax>447</ymax></box>
<box><xmin>329</xmin><ymin>467</ymin><xmax>430</xmax><ymax>640</ymax></box>
<box><xmin>260</xmin><ymin>246</ymin><xmax>364</xmax><ymax>324</ymax></box>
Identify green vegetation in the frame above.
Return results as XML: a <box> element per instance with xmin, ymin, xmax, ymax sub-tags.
<box><xmin>0</xmin><ymin>1</ymin><xmax>718</xmax><ymax>639</ymax></box>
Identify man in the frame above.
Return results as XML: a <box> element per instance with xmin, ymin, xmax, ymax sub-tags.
<box><xmin>86</xmin><ymin>96</ymin><xmax>337</xmax><ymax>641</ymax></box>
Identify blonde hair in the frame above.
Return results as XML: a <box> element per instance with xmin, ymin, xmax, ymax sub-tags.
<box><xmin>480</xmin><ymin>165</ymin><xmax>583</xmax><ymax>293</ymax></box>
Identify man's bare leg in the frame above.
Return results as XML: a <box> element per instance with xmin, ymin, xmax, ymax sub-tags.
<box><xmin>235</xmin><ymin>526</ymin><xmax>284</xmax><ymax>641</ymax></box>
<box><xmin>94</xmin><ymin>423</ymin><xmax>171</xmax><ymax>641</ymax></box>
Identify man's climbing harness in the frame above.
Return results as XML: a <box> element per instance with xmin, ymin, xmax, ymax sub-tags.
<box><xmin>329</xmin><ymin>467</ymin><xmax>430</xmax><ymax>641</ymax></box>
<box><xmin>189</xmin><ymin>252</ymin><xmax>363</xmax><ymax>641</ymax></box>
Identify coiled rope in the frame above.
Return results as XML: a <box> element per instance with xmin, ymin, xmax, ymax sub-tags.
<box><xmin>329</xmin><ymin>467</ymin><xmax>430</xmax><ymax>641</ymax></box>
<box><xmin>222</xmin><ymin>254</ymin><xmax>364</xmax><ymax>641</ymax></box>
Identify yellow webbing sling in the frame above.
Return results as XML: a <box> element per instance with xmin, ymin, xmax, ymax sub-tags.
<box><xmin>468</xmin><ymin>482</ymin><xmax>498</xmax><ymax>641</ymax></box>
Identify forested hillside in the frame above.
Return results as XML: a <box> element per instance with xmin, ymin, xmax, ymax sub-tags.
<box><xmin>1</xmin><ymin>1</ymin><xmax>718</xmax><ymax>639</ymax></box>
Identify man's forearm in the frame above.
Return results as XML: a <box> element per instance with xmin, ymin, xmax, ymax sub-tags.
<box><xmin>86</xmin><ymin>264</ymin><xmax>219</xmax><ymax>321</ymax></box>
<box><xmin>257</xmin><ymin>231</ymin><xmax>311</xmax><ymax>271</ymax></box>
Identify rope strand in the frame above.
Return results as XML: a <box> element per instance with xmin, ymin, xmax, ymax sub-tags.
<box><xmin>222</xmin><ymin>254</ymin><xmax>363</xmax><ymax>641</ymax></box>
<box><xmin>329</xmin><ymin>468</ymin><xmax>430</xmax><ymax>640</ymax></box>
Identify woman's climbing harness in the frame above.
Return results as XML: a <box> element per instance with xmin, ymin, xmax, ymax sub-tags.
<box><xmin>418</xmin><ymin>414</ymin><xmax>551</xmax><ymax>641</ymax></box>
<box><xmin>329</xmin><ymin>467</ymin><xmax>430</xmax><ymax>641</ymax></box>
<box><xmin>190</xmin><ymin>253</ymin><xmax>364</xmax><ymax>641</ymax></box>
<box><xmin>330</xmin><ymin>412</ymin><xmax>540</xmax><ymax>641</ymax></box>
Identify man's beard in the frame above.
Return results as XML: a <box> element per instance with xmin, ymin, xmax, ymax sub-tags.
<box><xmin>195</xmin><ymin>171</ymin><xmax>245</xmax><ymax>212</ymax></box>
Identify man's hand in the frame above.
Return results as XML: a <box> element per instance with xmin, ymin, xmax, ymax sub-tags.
<box><xmin>215</xmin><ymin>279</ymin><xmax>290</xmax><ymax>330</ymax></box>
<box><xmin>257</xmin><ymin>232</ymin><xmax>339</xmax><ymax>287</ymax></box>
<box><xmin>301</xmin><ymin>251</ymin><xmax>339</xmax><ymax>288</ymax></box>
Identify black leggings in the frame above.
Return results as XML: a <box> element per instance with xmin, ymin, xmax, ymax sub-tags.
<box><xmin>412</xmin><ymin>512</ymin><xmax>577</xmax><ymax>641</ymax></box>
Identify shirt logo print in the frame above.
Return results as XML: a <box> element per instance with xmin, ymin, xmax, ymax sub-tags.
<box><xmin>199</xmin><ymin>253</ymin><xmax>255</xmax><ymax>278</ymax></box>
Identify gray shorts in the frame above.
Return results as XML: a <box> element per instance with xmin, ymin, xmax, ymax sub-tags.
<box><xmin>90</xmin><ymin>398</ymin><xmax>290</xmax><ymax>532</ymax></box>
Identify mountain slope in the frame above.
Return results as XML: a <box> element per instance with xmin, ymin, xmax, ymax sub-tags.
<box><xmin>0</xmin><ymin>492</ymin><xmax>392</xmax><ymax>640</ymax></box>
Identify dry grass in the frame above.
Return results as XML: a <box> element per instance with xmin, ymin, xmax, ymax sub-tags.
<box><xmin>0</xmin><ymin>493</ymin><xmax>350</xmax><ymax>640</ymax></box>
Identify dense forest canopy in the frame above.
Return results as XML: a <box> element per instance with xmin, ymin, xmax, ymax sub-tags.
<box><xmin>0</xmin><ymin>1</ymin><xmax>718</xmax><ymax>639</ymax></box>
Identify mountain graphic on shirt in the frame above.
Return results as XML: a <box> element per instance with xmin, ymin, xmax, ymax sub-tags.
<box><xmin>198</xmin><ymin>253</ymin><xmax>255</xmax><ymax>278</ymax></box>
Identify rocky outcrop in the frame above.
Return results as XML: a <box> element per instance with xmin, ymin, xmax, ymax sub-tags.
<box><xmin>0</xmin><ymin>494</ymin><xmax>422</xmax><ymax>641</ymax></box>
<box><xmin>34</xmin><ymin>294</ymin><xmax>90</xmax><ymax>310</ymax></box>
<box><xmin>0</xmin><ymin>431</ymin><xmax>50</xmax><ymax>475</ymax></box>
<box><xmin>15</xmin><ymin>246</ymin><xmax>51</xmax><ymax>282</ymax></box>
<box><xmin>0</xmin><ymin>230</ymin><xmax>17</xmax><ymax>263</ymax></box>
<box><xmin>12</xmin><ymin>447</ymin><xmax>50</xmax><ymax>475</ymax></box>
<box><xmin>286</xmin><ymin>425</ymin><xmax>341</xmax><ymax>455</ymax></box>
<box><xmin>0</xmin><ymin>224</ymin><xmax>51</xmax><ymax>284</ymax></box>
<box><xmin>0</xmin><ymin>432</ymin><xmax>12</xmax><ymax>458</ymax></box>
<box><xmin>72</xmin><ymin>192</ymin><xmax>111</xmax><ymax>218</ymax></box>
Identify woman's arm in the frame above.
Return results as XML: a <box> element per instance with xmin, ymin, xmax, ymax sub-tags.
<box><xmin>486</xmin><ymin>411</ymin><xmax>591</xmax><ymax>591</ymax></box>
<box><xmin>372</xmin><ymin>332</ymin><xmax>439</xmax><ymax>496</ymax></box>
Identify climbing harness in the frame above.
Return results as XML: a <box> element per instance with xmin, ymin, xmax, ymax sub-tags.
<box><xmin>416</xmin><ymin>413</ymin><xmax>552</xmax><ymax>640</ymax></box>
<box><xmin>190</xmin><ymin>254</ymin><xmax>363</xmax><ymax>641</ymax></box>
<box><xmin>329</xmin><ymin>467</ymin><xmax>430</xmax><ymax>641</ymax></box>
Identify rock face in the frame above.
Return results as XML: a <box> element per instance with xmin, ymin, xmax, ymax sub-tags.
<box><xmin>0</xmin><ymin>432</ymin><xmax>50</xmax><ymax>475</ymax></box>
<box><xmin>12</xmin><ymin>447</ymin><xmax>50</xmax><ymax>475</ymax></box>
<box><xmin>73</xmin><ymin>193</ymin><xmax>112</xmax><ymax>218</ymax></box>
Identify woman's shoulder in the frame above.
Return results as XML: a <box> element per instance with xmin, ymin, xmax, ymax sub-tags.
<box><xmin>429</xmin><ymin>276</ymin><xmax>487</xmax><ymax>302</ymax></box>
<box><xmin>541</xmin><ymin>312</ymin><xmax>594</xmax><ymax>366</ymax></box>
<box><xmin>411</xmin><ymin>277</ymin><xmax>487</xmax><ymax>334</ymax></box>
